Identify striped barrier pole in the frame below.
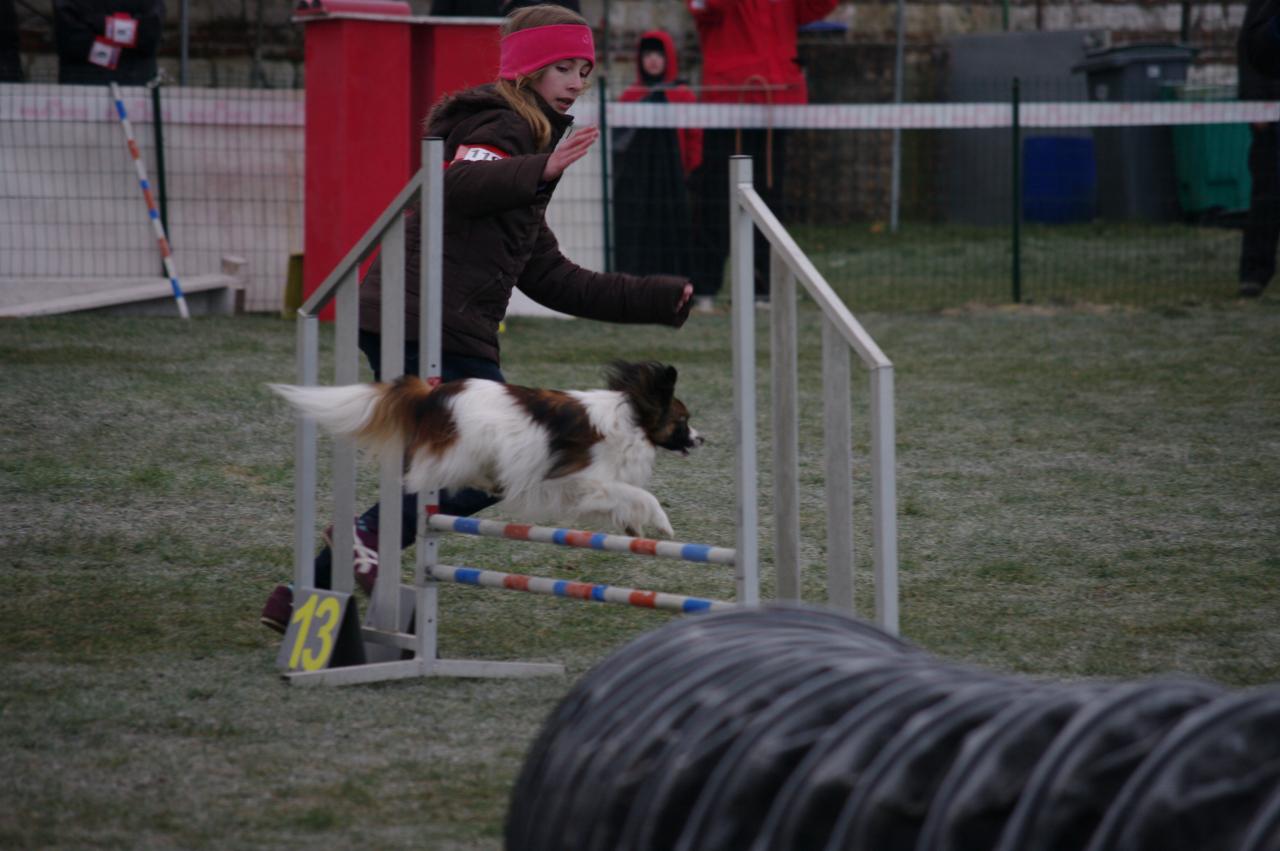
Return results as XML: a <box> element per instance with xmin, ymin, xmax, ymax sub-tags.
<box><xmin>108</xmin><ymin>82</ymin><xmax>189</xmax><ymax>320</ymax></box>
<box><xmin>427</xmin><ymin>513</ymin><xmax>737</xmax><ymax>567</ymax></box>
<box><xmin>427</xmin><ymin>564</ymin><xmax>733</xmax><ymax>614</ymax></box>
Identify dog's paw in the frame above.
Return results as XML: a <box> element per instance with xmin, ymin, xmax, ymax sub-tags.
<box><xmin>631</xmin><ymin>497</ymin><xmax>674</xmax><ymax>540</ymax></box>
<box><xmin>651</xmin><ymin>513</ymin><xmax>675</xmax><ymax>540</ymax></box>
<box><xmin>623</xmin><ymin>516</ymin><xmax>674</xmax><ymax>540</ymax></box>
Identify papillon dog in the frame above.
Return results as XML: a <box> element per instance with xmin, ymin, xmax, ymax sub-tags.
<box><xmin>270</xmin><ymin>361</ymin><xmax>701</xmax><ymax>538</ymax></box>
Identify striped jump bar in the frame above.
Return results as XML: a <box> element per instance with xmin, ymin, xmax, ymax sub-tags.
<box><xmin>427</xmin><ymin>514</ymin><xmax>736</xmax><ymax>567</ymax></box>
<box><xmin>428</xmin><ymin>564</ymin><xmax>733</xmax><ymax>614</ymax></box>
<box><xmin>108</xmin><ymin>82</ymin><xmax>189</xmax><ymax>320</ymax></box>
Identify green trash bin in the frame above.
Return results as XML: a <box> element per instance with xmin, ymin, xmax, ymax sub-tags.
<box><xmin>1164</xmin><ymin>82</ymin><xmax>1252</xmax><ymax>217</ymax></box>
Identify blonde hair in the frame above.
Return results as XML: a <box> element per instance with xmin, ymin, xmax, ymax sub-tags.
<box><xmin>495</xmin><ymin>5</ymin><xmax>592</xmax><ymax>151</ymax></box>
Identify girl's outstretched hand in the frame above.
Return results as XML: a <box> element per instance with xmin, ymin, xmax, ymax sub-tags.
<box><xmin>542</xmin><ymin>125</ymin><xmax>599</xmax><ymax>182</ymax></box>
<box><xmin>676</xmin><ymin>283</ymin><xmax>693</xmax><ymax>313</ymax></box>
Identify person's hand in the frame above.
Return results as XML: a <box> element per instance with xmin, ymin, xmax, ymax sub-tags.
<box><xmin>542</xmin><ymin>125</ymin><xmax>599</xmax><ymax>182</ymax></box>
<box><xmin>676</xmin><ymin>283</ymin><xmax>693</xmax><ymax>313</ymax></box>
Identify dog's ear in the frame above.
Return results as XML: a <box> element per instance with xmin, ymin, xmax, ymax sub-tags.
<box><xmin>607</xmin><ymin>361</ymin><xmax>674</xmax><ymax>397</ymax></box>
<box><xmin>605</xmin><ymin>360</ymin><xmax>632</xmax><ymax>392</ymax></box>
<box><xmin>649</xmin><ymin>363</ymin><xmax>676</xmax><ymax>404</ymax></box>
<box><xmin>608</xmin><ymin>362</ymin><xmax>681</xmax><ymax>429</ymax></box>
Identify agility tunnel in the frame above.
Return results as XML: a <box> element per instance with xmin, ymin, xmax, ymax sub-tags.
<box><xmin>506</xmin><ymin>605</ymin><xmax>1280</xmax><ymax>851</ymax></box>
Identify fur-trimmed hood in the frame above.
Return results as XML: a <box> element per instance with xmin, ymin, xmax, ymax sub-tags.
<box><xmin>425</xmin><ymin>82</ymin><xmax>574</xmax><ymax>149</ymax></box>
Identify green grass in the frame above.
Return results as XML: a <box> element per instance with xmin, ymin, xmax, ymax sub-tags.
<box><xmin>794</xmin><ymin>221</ymin><xmax>1243</xmax><ymax>310</ymax></box>
<box><xmin>2</xmin><ymin>299</ymin><xmax>1279</xmax><ymax>847</ymax></box>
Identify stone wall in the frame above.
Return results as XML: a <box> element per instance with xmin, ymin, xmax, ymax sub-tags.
<box><xmin>9</xmin><ymin>0</ymin><xmax>1253</xmax><ymax>235</ymax></box>
<box><xmin>11</xmin><ymin>0</ymin><xmax>1248</xmax><ymax>90</ymax></box>
<box><xmin>13</xmin><ymin>0</ymin><xmax>305</xmax><ymax>85</ymax></box>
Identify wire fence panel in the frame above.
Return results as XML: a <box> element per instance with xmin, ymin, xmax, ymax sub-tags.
<box><xmin>4</xmin><ymin>81</ymin><xmax>1278</xmax><ymax>314</ymax></box>
<box><xmin>607</xmin><ymin>97</ymin><xmax>1280</xmax><ymax>310</ymax></box>
<box><xmin>0</xmin><ymin>83</ymin><xmax>303</xmax><ymax>313</ymax></box>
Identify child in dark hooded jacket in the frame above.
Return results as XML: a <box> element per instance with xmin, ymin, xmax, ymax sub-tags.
<box><xmin>612</xmin><ymin>29</ymin><xmax>703</xmax><ymax>280</ymax></box>
<box><xmin>262</xmin><ymin>4</ymin><xmax>694</xmax><ymax>631</ymax></box>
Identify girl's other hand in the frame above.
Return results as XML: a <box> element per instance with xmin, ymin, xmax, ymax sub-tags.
<box><xmin>542</xmin><ymin>125</ymin><xmax>599</xmax><ymax>182</ymax></box>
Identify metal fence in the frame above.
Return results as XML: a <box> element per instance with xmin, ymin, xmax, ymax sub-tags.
<box><xmin>2</xmin><ymin>78</ymin><xmax>1277</xmax><ymax>314</ymax></box>
<box><xmin>0</xmin><ymin>82</ymin><xmax>302</xmax><ymax>313</ymax></box>
<box><xmin>606</xmin><ymin>91</ymin><xmax>1280</xmax><ymax>311</ymax></box>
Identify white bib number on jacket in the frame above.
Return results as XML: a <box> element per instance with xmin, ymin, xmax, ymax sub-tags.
<box><xmin>454</xmin><ymin>144</ymin><xmax>508</xmax><ymax>162</ymax></box>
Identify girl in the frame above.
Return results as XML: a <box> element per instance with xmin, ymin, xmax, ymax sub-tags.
<box><xmin>262</xmin><ymin>4</ymin><xmax>694</xmax><ymax>631</ymax></box>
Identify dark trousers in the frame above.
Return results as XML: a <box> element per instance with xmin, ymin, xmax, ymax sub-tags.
<box><xmin>690</xmin><ymin>127</ymin><xmax>789</xmax><ymax>299</ymax></box>
<box><xmin>1240</xmin><ymin>123</ymin><xmax>1280</xmax><ymax>288</ymax></box>
<box><xmin>312</xmin><ymin>332</ymin><xmax>503</xmax><ymax>589</ymax></box>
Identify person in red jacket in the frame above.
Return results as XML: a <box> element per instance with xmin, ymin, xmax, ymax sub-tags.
<box><xmin>613</xmin><ymin>29</ymin><xmax>703</xmax><ymax>279</ymax></box>
<box><xmin>686</xmin><ymin>0</ymin><xmax>837</xmax><ymax>308</ymax></box>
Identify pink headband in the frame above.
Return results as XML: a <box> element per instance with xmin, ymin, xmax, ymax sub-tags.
<box><xmin>498</xmin><ymin>24</ymin><xmax>595</xmax><ymax>80</ymax></box>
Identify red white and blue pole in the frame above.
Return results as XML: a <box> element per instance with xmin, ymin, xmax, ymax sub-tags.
<box><xmin>427</xmin><ymin>513</ymin><xmax>738</xmax><ymax>566</ymax></box>
<box><xmin>427</xmin><ymin>564</ymin><xmax>732</xmax><ymax>614</ymax></box>
<box><xmin>109</xmin><ymin>82</ymin><xmax>189</xmax><ymax>320</ymax></box>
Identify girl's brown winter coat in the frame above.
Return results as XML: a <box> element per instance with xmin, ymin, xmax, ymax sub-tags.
<box><xmin>359</xmin><ymin>84</ymin><xmax>692</xmax><ymax>365</ymax></box>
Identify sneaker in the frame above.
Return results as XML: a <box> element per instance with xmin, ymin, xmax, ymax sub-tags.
<box><xmin>693</xmin><ymin>295</ymin><xmax>716</xmax><ymax>315</ymax></box>
<box><xmin>1239</xmin><ymin>280</ymin><xmax>1267</xmax><ymax>298</ymax></box>
<box><xmin>260</xmin><ymin>583</ymin><xmax>293</xmax><ymax>634</ymax></box>
<box><xmin>323</xmin><ymin>521</ymin><xmax>379</xmax><ymax>594</ymax></box>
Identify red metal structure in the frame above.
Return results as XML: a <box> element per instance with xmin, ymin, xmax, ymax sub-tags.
<box><xmin>296</xmin><ymin>0</ymin><xmax>500</xmax><ymax>315</ymax></box>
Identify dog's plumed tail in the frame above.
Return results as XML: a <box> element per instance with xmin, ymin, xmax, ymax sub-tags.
<box><xmin>268</xmin><ymin>377</ymin><xmax>433</xmax><ymax>455</ymax></box>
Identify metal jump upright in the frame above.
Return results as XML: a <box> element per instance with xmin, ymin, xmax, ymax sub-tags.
<box><xmin>729</xmin><ymin>155</ymin><xmax>899</xmax><ymax>634</ymax></box>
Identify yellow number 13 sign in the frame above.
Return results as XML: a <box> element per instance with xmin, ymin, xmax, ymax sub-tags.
<box><xmin>275</xmin><ymin>589</ymin><xmax>362</xmax><ymax>673</ymax></box>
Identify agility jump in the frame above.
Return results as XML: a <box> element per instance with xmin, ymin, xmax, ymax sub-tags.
<box><xmin>279</xmin><ymin>137</ymin><xmax>897</xmax><ymax>686</ymax></box>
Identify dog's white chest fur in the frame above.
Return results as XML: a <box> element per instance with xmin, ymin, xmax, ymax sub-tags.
<box><xmin>575</xmin><ymin>390</ymin><xmax>658</xmax><ymax>486</ymax></box>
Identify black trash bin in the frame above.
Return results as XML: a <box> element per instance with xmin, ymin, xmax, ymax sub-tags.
<box><xmin>1073</xmin><ymin>43</ymin><xmax>1197</xmax><ymax>222</ymax></box>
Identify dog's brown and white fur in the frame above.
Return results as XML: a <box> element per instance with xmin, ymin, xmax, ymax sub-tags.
<box><xmin>270</xmin><ymin>361</ymin><xmax>700</xmax><ymax>538</ymax></box>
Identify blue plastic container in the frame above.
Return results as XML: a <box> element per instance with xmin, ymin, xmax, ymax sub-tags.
<box><xmin>1022</xmin><ymin>136</ymin><xmax>1098</xmax><ymax>224</ymax></box>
